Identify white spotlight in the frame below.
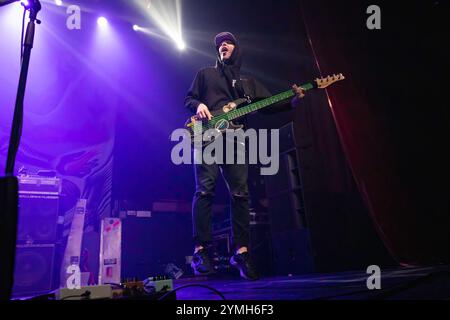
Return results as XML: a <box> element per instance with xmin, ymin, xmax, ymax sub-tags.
<box><xmin>55</xmin><ymin>0</ymin><xmax>63</xmax><ymax>6</ymax></box>
<box><xmin>97</xmin><ymin>17</ymin><xmax>108</xmax><ymax>28</ymax></box>
<box><xmin>177</xmin><ymin>40</ymin><xmax>186</xmax><ymax>51</ymax></box>
<box><xmin>133</xmin><ymin>24</ymin><xmax>140</xmax><ymax>31</ymax></box>
<box><xmin>133</xmin><ymin>0</ymin><xmax>185</xmax><ymax>52</ymax></box>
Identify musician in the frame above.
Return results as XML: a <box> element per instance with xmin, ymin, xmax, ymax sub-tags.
<box><xmin>184</xmin><ymin>31</ymin><xmax>305</xmax><ymax>280</ymax></box>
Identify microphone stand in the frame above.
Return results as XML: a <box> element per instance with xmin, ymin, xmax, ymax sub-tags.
<box><xmin>0</xmin><ymin>0</ymin><xmax>41</xmax><ymax>300</ymax></box>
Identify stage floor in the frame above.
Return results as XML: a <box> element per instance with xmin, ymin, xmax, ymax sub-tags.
<box><xmin>173</xmin><ymin>265</ymin><xmax>450</xmax><ymax>300</ymax></box>
<box><xmin>13</xmin><ymin>265</ymin><xmax>450</xmax><ymax>300</ymax></box>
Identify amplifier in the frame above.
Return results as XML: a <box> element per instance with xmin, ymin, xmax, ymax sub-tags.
<box><xmin>17</xmin><ymin>194</ymin><xmax>60</xmax><ymax>243</ymax></box>
<box><xmin>17</xmin><ymin>174</ymin><xmax>61</xmax><ymax>244</ymax></box>
<box><xmin>18</xmin><ymin>175</ymin><xmax>61</xmax><ymax>195</ymax></box>
<box><xmin>121</xmin><ymin>213</ymin><xmax>192</xmax><ymax>280</ymax></box>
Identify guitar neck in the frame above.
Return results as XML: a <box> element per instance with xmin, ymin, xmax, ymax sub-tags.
<box><xmin>226</xmin><ymin>81</ymin><xmax>316</xmax><ymax>121</ymax></box>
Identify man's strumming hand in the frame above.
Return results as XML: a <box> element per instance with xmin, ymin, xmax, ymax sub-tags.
<box><xmin>196</xmin><ymin>103</ymin><xmax>213</xmax><ymax>120</ymax></box>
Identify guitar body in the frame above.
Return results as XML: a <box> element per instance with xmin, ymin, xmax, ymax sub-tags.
<box><xmin>185</xmin><ymin>98</ymin><xmax>247</xmax><ymax>147</ymax></box>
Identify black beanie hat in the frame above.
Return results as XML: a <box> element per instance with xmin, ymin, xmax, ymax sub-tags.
<box><xmin>214</xmin><ymin>31</ymin><xmax>237</xmax><ymax>51</ymax></box>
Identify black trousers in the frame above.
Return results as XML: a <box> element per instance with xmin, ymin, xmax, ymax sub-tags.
<box><xmin>192</xmin><ymin>146</ymin><xmax>250</xmax><ymax>249</ymax></box>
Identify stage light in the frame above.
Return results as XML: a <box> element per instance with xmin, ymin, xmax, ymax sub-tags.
<box><xmin>133</xmin><ymin>24</ymin><xmax>139</xmax><ymax>31</ymax></box>
<box><xmin>97</xmin><ymin>17</ymin><xmax>108</xmax><ymax>28</ymax></box>
<box><xmin>176</xmin><ymin>40</ymin><xmax>186</xmax><ymax>51</ymax></box>
<box><xmin>133</xmin><ymin>0</ymin><xmax>186</xmax><ymax>51</ymax></box>
<box><xmin>55</xmin><ymin>0</ymin><xmax>63</xmax><ymax>6</ymax></box>
<box><xmin>21</xmin><ymin>0</ymin><xmax>29</xmax><ymax>7</ymax></box>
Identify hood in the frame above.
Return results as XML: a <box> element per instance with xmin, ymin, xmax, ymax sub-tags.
<box><xmin>214</xmin><ymin>32</ymin><xmax>245</xmax><ymax>100</ymax></box>
<box><xmin>215</xmin><ymin>32</ymin><xmax>243</xmax><ymax>71</ymax></box>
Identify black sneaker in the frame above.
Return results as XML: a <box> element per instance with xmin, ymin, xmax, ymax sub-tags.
<box><xmin>191</xmin><ymin>248</ymin><xmax>214</xmax><ymax>275</ymax></box>
<box><xmin>230</xmin><ymin>252</ymin><xmax>259</xmax><ymax>280</ymax></box>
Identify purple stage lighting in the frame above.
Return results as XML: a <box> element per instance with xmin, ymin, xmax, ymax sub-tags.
<box><xmin>97</xmin><ymin>17</ymin><xmax>108</xmax><ymax>28</ymax></box>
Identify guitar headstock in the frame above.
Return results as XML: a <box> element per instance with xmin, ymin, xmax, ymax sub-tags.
<box><xmin>315</xmin><ymin>73</ymin><xmax>345</xmax><ymax>89</ymax></box>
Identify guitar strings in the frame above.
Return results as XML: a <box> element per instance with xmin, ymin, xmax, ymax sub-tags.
<box><xmin>202</xmin><ymin>89</ymin><xmax>296</xmax><ymax>130</ymax></box>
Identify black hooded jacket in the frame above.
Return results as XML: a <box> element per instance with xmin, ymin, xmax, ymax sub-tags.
<box><xmin>184</xmin><ymin>39</ymin><xmax>288</xmax><ymax>116</ymax></box>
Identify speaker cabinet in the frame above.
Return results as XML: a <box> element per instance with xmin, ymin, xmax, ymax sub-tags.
<box><xmin>264</xmin><ymin>123</ymin><xmax>315</xmax><ymax>275</ymax></box>
<box><xmin>264</xmin><ymin>123</ymin><xmax>307</xmax><ymax>233</ymax></box>
<box><xmin>121</xmin><ymin>213</ymin><xmax>192</xmax><ymax>280</ymax></box>
<box><xmin>13</xmin><ymin>244</ymin><xmax>56</xmax><ymax>296</ymax></box>
<box><xmin>17</xmin><ymin>194</ymin><xmax>59</xmax><ymax>243</ymax></box>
